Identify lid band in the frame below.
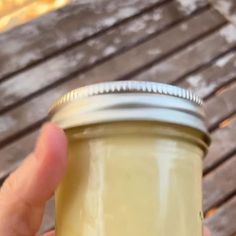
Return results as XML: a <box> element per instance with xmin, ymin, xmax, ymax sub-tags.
<box><xmin>49</xmin><ymin>81</ymin><xmax>202</xmax><ymax>116</ymax></box>
<box><xmin>49</xmin><ymin>81</ymin><xmax>209</xmax><ymax>145</ymax></box>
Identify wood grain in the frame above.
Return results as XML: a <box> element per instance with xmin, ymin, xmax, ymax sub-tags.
<box><xmin>210</xmin><ymin>0</ymin><xmax>236</xmax><ymax>26</ymax></box>
<box><xmin>0</xmin><ymin>131</ymin><xmax>38</xmax><ymax>181</ymax></box>
<box><xmin>0</xmin><ymin>0</ymin><xmax>168</xmax><ymax>80</ymax></box>
<box><xmin>0</xmin><ymin>6</ymin><xmax>218</xmax><ymax>113</ymax></box>
<box><xmin>203</xmin><ymin>154</ymin><xmax>236</xmax><ymax>212</ymax></box>
<box><xmin>132</xmin><ymin>23</ymin><xmax>236</xmax><ymax>84</ymax></box>
<box><xmin>178</xmin><ymin>50</ymin><xmax>236</xmax><ymax>99</ymax></box>
<box><xmin>0</xmin><ymin>10</ymin><xmax>226</xmax><ymax>146</ymax></box>
<box><xmin>205</xmin><ymin>82</ymin><xmax>236</xmax><ymax>130</ymax></box>
<box><xmin>206</xmin><ymin>195</ymin><xmax>236</xmax><ymax>236</ymax></box>
<box><xmin>204</xmin><ymin>113</ymin><xmax>236</xmax><ymax>173</ymax></box>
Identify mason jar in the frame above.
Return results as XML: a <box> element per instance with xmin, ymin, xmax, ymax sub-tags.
<box><xmin>49</xmin><ymin>81</ymin><xmax>210</xmax><ymax>236</ymax></box>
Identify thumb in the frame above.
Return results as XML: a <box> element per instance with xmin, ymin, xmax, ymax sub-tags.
<box><xmin>0</xmin><ymin>123</ymin><xmax>67</xmax><ymax>236</ymax></box>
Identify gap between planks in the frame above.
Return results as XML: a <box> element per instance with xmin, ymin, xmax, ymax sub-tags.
<box><xmin>0</xmin><ymin>0</ymin><xmax>172</xmax><ymax>83</ymax></box>
<box><xmin>0</xmin><ymin>3</ymin><xmax>212</xmax><ymax>115</ymax></box>
<box><xmin>0</xmin><ymin>20</ymin><xmax>233</xmax><ymax>152</ymax></box>
<box><xmin>0</xmin><ymin>7</ymin><xmax>227</xmax><ymax>148</ymax></box>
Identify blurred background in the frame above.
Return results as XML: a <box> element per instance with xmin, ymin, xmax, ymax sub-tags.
<box><xmin>0</xmin><ymin>0</ymin><xmax>69</xmax><ymax>32</ymax></box>
<box><xmin>0</xmin><ymin>0</ymin><xmax>236</xmax><ymax>235</ymax></box>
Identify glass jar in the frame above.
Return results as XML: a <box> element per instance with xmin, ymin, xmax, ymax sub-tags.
<box><xmin>49</xmin><ymin>81</ymin><xmax>210</xmax><ymax>236</ymax></box>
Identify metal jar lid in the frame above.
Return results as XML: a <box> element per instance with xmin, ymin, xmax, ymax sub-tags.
<box><xmin>49</xmin><ymin>81</ymin><xmax>209</xmax><ymax>141</ymax></box>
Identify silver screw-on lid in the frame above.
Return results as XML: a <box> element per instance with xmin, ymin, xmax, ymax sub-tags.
<box><xmin>49</xmin><ymin>81</ymin><xmax>208</xmax><ymax>138</ymax></box>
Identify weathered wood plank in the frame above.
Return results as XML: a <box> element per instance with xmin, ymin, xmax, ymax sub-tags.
<box><xmin>205</xmin><ymin>195</ymin><xmax>236</xmax><ymax>236</ymax></box>
<box><xmin>0</xmin><ymin>6</ymin><xmax>219</xmax><ymax>112</ymax></box>
<box><xmin>203</xmin><ymin>154</ymin><xmax>236</xmax><ymax>212</ymax></box>
<box><xmin>178</xmin><ymin>50</ymin><xmax>236</xmax><ymax>99</ymax></box>
<box><xmin>204</xmin><ymin>115</ymin><xmax>236</xmax><ymax>173</ymax></box>
<box><xmin>205</xmin><ymin>81</ymin><xmax>236</xmax><ymax>130</ymax></box>
<box><xmin>133</xmin><ymin>23</ymin><xmax>236</xmax><ymax>84</ymax></box>
<box><xmin>176</xmin><ymin>0</ymin><xmax>207</xmax><ymax>15</ymax></box>
<box><xmin>5</xmin><ymin>46</ymin><xmax>236</xmax><ymax>176</ymax></box>
<box><xmin>210</xmin><ymin>0</ymin><xmax>236</xmax><ymax>26</ymax></box>
<box><xmin>0</xmin><ymin>0</ymin><xmax>168</xmax><ymax>80</ymax></box>
<box><xmin>0</xmin><ymin>10</ymin><xmax>226</xmax><ymax>145</ymax></box>
<box><xmin>0</xmin><ymin>131</ymin><xmax>38</xmax><ymax>181</ymax></box>
<box><xmin>1</xmin><ymin>20</ymin><xmax>233</xmax><ymax>188</ymax></box>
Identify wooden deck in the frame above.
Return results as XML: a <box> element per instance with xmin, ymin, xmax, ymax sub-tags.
<box><xmin>0</xmin><ymin>0</ymin><xmax>236</xmax><ymax>235</ymax></box>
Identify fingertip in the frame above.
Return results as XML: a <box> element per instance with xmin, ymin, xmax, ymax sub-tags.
<box><xmin>33</xmin><ymin>122</ymin><xmax>68</xmax><ymax>201</ymax></box>
<box><xmin>36</xmin><ymin>122</ymin><xmax>67</xmax><ymax>164</ymax></box>
<box><xmin>0</xmin><ymin>124</ymin><xmax>68</xmax><ymax>235</ymax></box>
<box><xmin>44</xmin><ymin>122</ymin><xmax>67</xmax><ymax>145</ymax></box>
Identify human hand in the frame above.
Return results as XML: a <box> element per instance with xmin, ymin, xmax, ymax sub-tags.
<box><xmin>0</xmin><ymin>123</ymin><xmax>67</xmax><ymax>236</ymax></box>
<box><xmin>0</xmin><ymin>123</ymin><xmax>211</xmax><ymax>236</ymax></box>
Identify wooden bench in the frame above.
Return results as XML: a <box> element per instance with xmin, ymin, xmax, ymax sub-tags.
<box><xmin>0</xmin><ymin>0</ymin><xmax>235</xmax><ymax>235</ymax></box>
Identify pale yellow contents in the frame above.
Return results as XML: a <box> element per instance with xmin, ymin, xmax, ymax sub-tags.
<box><xmin>56</xmin><ymin>123</ymin><xmax>204</xmax><ymax>236</ymax></box>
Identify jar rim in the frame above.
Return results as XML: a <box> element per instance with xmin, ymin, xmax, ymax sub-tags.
<box><xmin>49</xmin><ymin>81</ymin><xmax>203</xmax><ymax>116</ymax></box>
<box><xmin>49</xmin><ymin>81</ymin><xmax>210</xmax><ymax>147</ymax></box>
